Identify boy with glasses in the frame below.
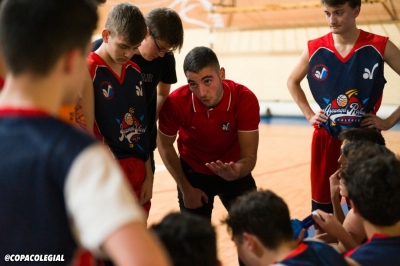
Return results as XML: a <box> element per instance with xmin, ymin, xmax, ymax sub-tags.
<box><xmin>92</xmin><ymin>7</ymin><xmax>184</xmax><ymax>173</ymax></box>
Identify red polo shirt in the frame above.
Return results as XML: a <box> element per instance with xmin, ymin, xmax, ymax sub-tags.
<box><xmin>159</xmin><ymin>79</ymin><xmax>259</xmax><ymax>175</ymax></box>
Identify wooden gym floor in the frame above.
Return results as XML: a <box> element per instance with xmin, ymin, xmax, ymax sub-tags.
<box><xmin>147</xmin><ymin>122</ymin><xmax>400</xmax><ymax>266</ymax></box>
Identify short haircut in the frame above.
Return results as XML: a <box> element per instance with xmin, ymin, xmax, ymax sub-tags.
<box><xmin>151</xmin><ymin>212</ymin><xmax>218</xmax><ymax>266</ymax></box>
<box><xmin>105</xmin><ymin>3</ymin><xmax>147</xmax><ymax>46</ymax></box>
<box><xmin>0</xmin><ymin>0</ymin><xmax>98</xmax><ymax>76</ymax></box>
<box><xmin>183</xmin><ymin>47</ymin><xmax>220</xmax><ymax>74</ymax></box>
<box><xmin>338</xmin><ymin>128</ymin><xmax>385</xmax><ymax>146</ymax></box>
<box><xmin>341</xmin><ymin>143</ymin><xmax>400</xmax><ymax>226</ymax></box>
<box><xmin>146</xmin><ymin>8</ymin><xmax>184</xmax><ymax>52</ymax></box>
<box><xmin>321</xmin><ymin>0</ymin><xmax>361</xmax><ymax>8</ymax></box>
<box><xmin>223</xmin><ymin>190</ymin><xmax>293</xmax><ymax>250</ymax></box>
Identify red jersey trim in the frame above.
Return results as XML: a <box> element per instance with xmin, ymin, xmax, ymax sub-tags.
<box><xmin>308</xmin><ymin>30</ymin><xmax>388</xmax><ymax>63</ymax></box>
<box><xmin>345</xmin><ymin>233</ymin><xmax>389</xmax><ymax>257</ymax></box>
<box><xmin>88</xmin><ymin>52</ymin><xmax>141</xmax><ymax>84</ymax></box>
<box><xmin>280</xmin><ymin>242</ymin><xmax>308</xmax><ymax>261</ymax></box>
<box><xmin>0</xmin><ymin>108</ymin><xmax>50</xmax><ymax>117</ymax></box>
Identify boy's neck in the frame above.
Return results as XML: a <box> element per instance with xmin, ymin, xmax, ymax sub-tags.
<box><xmin>265</xmin><ymin>240</ymin><xmax>298</xmax><ymax>265</ymax></box>
<box><xmin>0</xmin><ymin>72</ymin><xmax>64</xmax><ymax>116</ymax></box>
<box><xmin>96</xmin><ymin>45</ymin><xmax>124</xmax><ymax>78</ymax></box>
<box><xmin>332</xmin><ymin>27</ymin><xmax>360</xmax><ymax>46</ymax></box>
<box><xmin>363</xmin><ymin>220</ymin><xmax>400</xmax><ymax>239</ymax></box>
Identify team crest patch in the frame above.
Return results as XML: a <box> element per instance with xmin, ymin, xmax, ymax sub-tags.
<box><xmin>100</xmin><ymin>81</ymin><xmax>114</xmax><ymax>99</ymax></box>
<box><xmin>312</xmin><ymin>64</ymin><xmax>328</xmax><ymax>81</ymax></box>
<box><xmin>119</xmin><ymin>107</ymin><xmax>146</xmax><ymax>148</ymax></box>
<box><xmin>222</xmin><ymin>122</ymin><xmax>230</xmax><ymax>132</ymax></box>
<box><xmin>324</xmin><ymin>89</ymin><xmax>365</xmax><ymax>128</ymax></box>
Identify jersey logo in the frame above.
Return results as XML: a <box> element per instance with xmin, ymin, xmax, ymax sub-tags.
<box><xmin>222</xmin><ymin>122</ymin><xmax>230</xmax><ymax>132</ymax></box>
<box><xmin>118</xmin><ymin>107</ymin><xmax>147</xmax><ymax>148</ymax></box>
<box><xmin>100</xmin><ymin>82</ymin><xmax>114</xmax><ymax>100</ymax></box>
<box><xmin>363</xmin><ymin>63</ymin><xmax>378</xmax><ymax>79</ymax></box>
<box><xmin>312</xmin><ymin>64</ymin><xmax>328</xmax><ymax>81</ymax></box>
<box><xmin>141</xmin><ymin>73</ymin><xmax>153</xmax><ymax>82</ymax></box>
<box><xmin>136</xmin><ymin>81</ymin><xmax>143</xmax><ymax>96</ymax></box>
<box><xmin>323</xmin><ymin>89</ymin><xmax>366</xmax><ymax>128</ymax></box>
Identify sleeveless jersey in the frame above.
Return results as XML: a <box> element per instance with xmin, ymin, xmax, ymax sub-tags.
<box><xmin>0</xmin><ymin>109</ymin><xmax>95</xmax><ymax>264</ymax></box>
<box><xmin>88</xmin><ymin>52</ymin><xmax>149</xmax><ymax>161</ymax></box>
<box><xmin>273</xmin><ymin>240</ymin><xmax>348</xmax><ymax>266</ymax></box>
<box><xmin>346</xmin><ymin>234</ymin><xmax>400</xmax><ymax>266</ymax></box>
<box><xmin>307</xmin><ymin>30</ymin><xmax>387</xmax><ymax>138</ymax></box>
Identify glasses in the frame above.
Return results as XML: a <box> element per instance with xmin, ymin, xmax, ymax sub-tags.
<box><xmin>149</xmin><ymin>31</ymin><xmax>174</xmax><ymax>55</ymax></box>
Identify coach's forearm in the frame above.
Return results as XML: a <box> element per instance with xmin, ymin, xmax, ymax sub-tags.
<box><xmin>157</xmin><ymin>138</ymin><xmax>192</xmax><ymax>191</ymax></box>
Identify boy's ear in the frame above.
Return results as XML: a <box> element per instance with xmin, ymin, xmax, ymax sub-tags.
<box><xmin>242</xmin><ymin>232</ymin><xmax>256</xmax><ymax>251</ymax></box>
<box><xmin>353</xmin><ymin>6</ymin><xmax>360</xmax><ymax>18</ymax></box>
<box><xmin>219</xmin><ymin>67</ymin><xmax>225</xmax><ymax>80</ymax></box>
<box><xmin>61</xmin><ymin>48</ymin><xmax>80</xmax><ymax>75</ymax></box>
<box><xmin>350</xmin><ymin>200</ymin><xmax>358</xmax><ymax>214</ymax></box>
<box><xmin>102</xmin><ymin>29</ymin><xmax>110</xmax><ymax>43</ymax></box>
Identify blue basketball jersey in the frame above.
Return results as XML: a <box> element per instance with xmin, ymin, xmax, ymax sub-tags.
<box><xmin>346</xmin><ymin>234</ymin><xmax>400</xmax><ymax>266</ymax></box>
<box><xmin>0</xmin><ymin>109</ymin><xmax>95</xmax><ymax>263</ymax></box>
<box><xmin>307</xmin><ymin>30</ymin><xmax>388</xmax><ymax>138</ymax></box>
<box><xmin>89</xmin><ymin>52</ymin><xmax>149</xmax><ymax>161</ymax></box>
<box><xmin>273</xmin><ymin>240</ymin><xmax>348</xmax><ymax>266</ymax></box>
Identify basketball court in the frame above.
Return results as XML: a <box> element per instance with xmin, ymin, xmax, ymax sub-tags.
<box><xmin>96</xmin><ymin>1</ymin><xmax>400</xmax><ymax>265</ymax></box>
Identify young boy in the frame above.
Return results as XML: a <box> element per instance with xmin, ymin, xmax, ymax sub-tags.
<box><xmin>314</xmin><ymin>143</ymin><xmax>400</xmax><ymax>265</ymax></box>
<box><xmin>151</xmin><ymin>212</ymin><xmax>220</xmax><ymax>266</ymax></box>
<box><xmin>88</xmin><ymin>3</ymin><xmax>153</xmax><ymax>214</ymax></box>
<box><xmin>92</xmin><ymin>7</ymin><xmax>184</xmax><ymax>172</ymax></box>
<box><xmin>0</xmin><ymin>0</ymin><xmax>169</xmax><ymax>265</ymax></box>
<box><xmin>287</xmin><ymin>0</ymin><xmax>400</xmax><ymax>213</ymax></box>
<box><xmin>343</xmin><ymin>145</ymin><xmax>400</xmax><ymax>265</ymax></box>
<box><xmin>223</xmin><ymin>190</ymin><xmax>348</xmax><ymax>265</ymax></box>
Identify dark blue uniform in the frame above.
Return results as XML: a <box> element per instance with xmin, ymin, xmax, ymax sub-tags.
<box><xmin>273</xmin><ymin>240</ymin><xmax>348</xmax><ymax>265</ymax></box>
<box><xmin>88</xmin><ymin>52</ymin><xmax>149</xmax><ymax>161</ymax></box>
<box><xmin>307</xmin><ymin>30</ymin><xmax>388</xmax><ymax>211</ymax></box>
<box><xmin>0</xmin><ymin>109</ymin><xmax>95</xmax><ymax>264</ymax></box>
<box><xmin>346</xmin><ymin>234</ymin><xmax>400</xmax><ymax>266</ymax></box>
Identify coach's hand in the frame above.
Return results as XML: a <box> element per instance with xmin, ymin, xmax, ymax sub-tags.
<box><xmin>182</xmin><ymin>185</ymin><xmax>208</xmax><ymax>209</ymax></box>
<box><xmin>206</xmin><ymin>160</ymin><xmax>241</xmax><ymax>181</ymax></box>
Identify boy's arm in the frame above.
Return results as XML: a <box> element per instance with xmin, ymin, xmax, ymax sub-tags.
<box><xmin>156</xmin><ymin>82</ymin><xmax>171</xmax><ymax>121</ymax></box>
<box><xmin>361</xmin><ymin>40</ymin><xmax>400</xmax><ymax>130</ymax></box>
<box><xmin>337</xmin><ymin>209</ymin><xmax>367</xmax><ymax>253</ymax></box>
<box><xmin>103</xmin><ymin>221</ymin><xmax>171</xmax><ymax>266</ymax></box>
<box><xmin>330</xmin><ymin>169</ymin><xmax>345</xmax><ymax>224</ymax></box>
<box><xmin>313</xmin><ymin>210</ymin><xmax>358</xmax><ymax>252</ymax></box>
<box><xmin>287</xmin><ymin>48</ymin><xmax>327</xmax><ymax>125</ymax></box>
<box><xmin>80</xmin><ymin>70</ymin><xmax>95</xmax><ymax>136</ymax></box>
<box><xmin>156</xmin><ymin>131</ymin><xmax>208</xmax><ymax>209</ymax></box>
<box><xmin>65</xmin><ymin>144</ymin><xmax>171</xmax><ymax>265</ymax></box>
<box><xmin>139</xmin><ymin>158</ymin><xmax>154</xmax><ymax>205</ymax></box>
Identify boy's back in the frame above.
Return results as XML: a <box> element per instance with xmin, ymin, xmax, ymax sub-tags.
<box><xmin>0</xmin><ymin>111</ymin><xmax>94</xmax><ymax>261</ymax></box>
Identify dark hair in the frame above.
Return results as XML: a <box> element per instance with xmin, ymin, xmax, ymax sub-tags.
<box><xmin>223</xmin><ymin>190</ymin><xmax>293</xmax><ymax>250</ymax></box>
<box><xmin>0</xmin><ymin>0</ymin><xmax>98</xmax><ymax>76</ymax></box>
<box><xmin>151</xmin><ymin>212</ymin><xmax>218</xmax><ymax>266</ymax></box>
<box><xmin>105</xmin><ymin>3</ymin><xmax>147</xmax><ymax>46</ymax></box>
<box><xmin>338</xmin><ymin>128</ymin><xmax>385</xmax><ymax>146</ymax></box>
<box><xmin>94</xmin><ymin>0</ymin><xmax>106</xmax><ymax>4</ymax></box>
<box><xmin>321</xmin><ymin>0</ymin><xmax>361</xmax><ymax>8</ymax></box>
<box><xmin>146</xmin><ymin>7</ymin><xmax>184</xmax><ymax>52</ymax></box>
<box><xmin>183</xmin><ymin>47</ymin><xmax>220</xmax><ymax>74</ymax></box>
<box><xmin>341</xmin><ymin>143</ymin><xmax>400</xmax><ymax>226</ymax></box>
